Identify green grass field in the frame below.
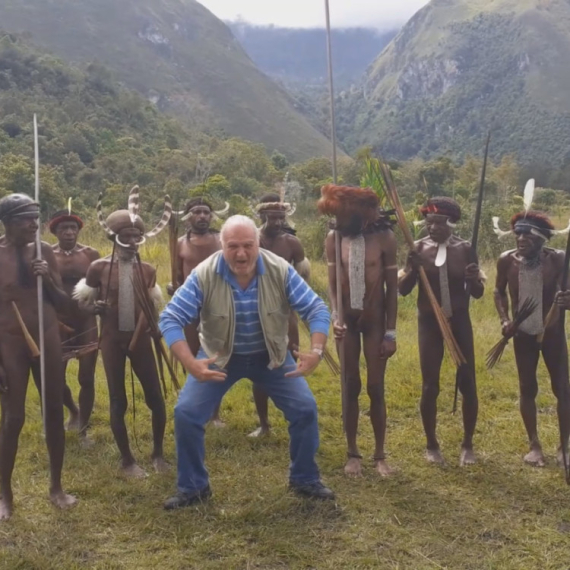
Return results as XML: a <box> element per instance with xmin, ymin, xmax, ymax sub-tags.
<box><xmin>1</xmin><ymin>240</ymin><xmax>570</xmax><ymax>569</ymax></box>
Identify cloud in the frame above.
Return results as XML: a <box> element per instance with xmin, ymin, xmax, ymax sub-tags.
<box><xmin>199</xmin><ymin>0</ymin><xmax>430</xmax><ymax>30</ymax></box>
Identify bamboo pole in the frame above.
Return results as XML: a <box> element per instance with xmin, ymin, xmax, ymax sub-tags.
<box><xmin>324</xmin><ymin>0</ymin><xmax>347</xmax><ymax>431</ymax></box>
<box><xmin>378</xmin><ymin>162</ymin><xmax>466</xmax><ymax>368</ymax></box>
<box><xmin>33</xmin><ymin>115</ymin><xmax>47</xmax><ymax>433</ymax></box>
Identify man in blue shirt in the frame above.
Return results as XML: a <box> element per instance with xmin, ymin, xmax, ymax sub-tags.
<box><xmin>160</xmin><ymin>215</ymin><xmax>334</xmax><ymax>508</ymax></box>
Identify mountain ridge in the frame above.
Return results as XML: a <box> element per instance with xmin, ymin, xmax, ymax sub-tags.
<box><xmin>338</xmin><ymin>0</ymin><xmax>570</xmax><ymax>166</ymax></box>
<box><xmin>0</xmin><ymin>0</ymin><xmax>334</xmax><ymax>161</ymax></box>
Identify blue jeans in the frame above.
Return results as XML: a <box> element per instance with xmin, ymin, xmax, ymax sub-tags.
<box><xmin>174</xmin><ymin>350</ymin><xmax>321</xmax><ymax>494</ymax></box>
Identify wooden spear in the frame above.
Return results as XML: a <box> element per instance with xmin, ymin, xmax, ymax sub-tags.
<box><xmin>33</xmin><ymin>114</ymin><xmax>47</xmax><ymax>433</ymax></box>
<box><xmin>324</xmin><ymin>0</ymin><xmax>347</xmax><ymax>431</ymax></box>
<box><xmin>452</xmin><ymin>131</ymin><xmax>491</xmax><ymax>413</ymax></box>
<box><xmin>556</xmin><ymin>230</ymin><xmax>570</xmax><ymax>484</ymax></box>
<box><xmin>378</xmin><ymin>162</ymin><xmax>467</xmax><ymax>369</ymax></box>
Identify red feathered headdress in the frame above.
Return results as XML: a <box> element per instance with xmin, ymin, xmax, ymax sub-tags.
<box><xmin>317</xmin><ymin>184</ymin><xmax>379</xmax><ymax>224</ymax></box>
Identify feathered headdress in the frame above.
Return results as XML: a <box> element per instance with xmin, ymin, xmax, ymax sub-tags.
<box><xmin>492</xmin><ymin>179</ymin><xmax>570</xmax><ymax>240</ymax></box>
<box><xmin>97</xmin><ymin>185</ymin><xmax>172</xmax><ymax>243</ymax></box>
<box><xmin>175</xmin><ymin>196</ymin><xmax>230</xmax><ymax>221</ymax></box>
<box><xmin>49</xmin><ymin>198</ymin><xmax>84</xmax><ymax>234</ymax></box>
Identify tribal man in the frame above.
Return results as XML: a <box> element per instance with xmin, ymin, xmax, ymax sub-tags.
<box><xmin>250</xmin><ymin>193</ymin><xmax>311</xmax><ymax>437</ymax></box>
<box><xmin>399</xmin><ymin>197</ymin><xmax>483</xmax><ymax>466</ymax></box>
<box><xmin>494</xmin><ymin>211</ymin><xmax>570</xmax><ymax>466</ymax></box>
<box><xmin>167</xmin><ymin>197</ymin><xmax>224</xmax><ymax>426</ymax></box>
<box><xmin>74</xmin><ymin>189</ymin><xmax>171</xmax><ymax>477</ymax></box>
<box><xmin>319</xmin><ymin>185</ymin><xmax>398</xmax><ymax>477</ymax></box>
<box><xmin>50</xmin><ymin>206</ymin><xmax>100</xmax><ymax>443</ymax></box>
<box><xmin>0</xmin><ymin>194</ymin><xmax>76</xmax><ymax>521</ymax></box>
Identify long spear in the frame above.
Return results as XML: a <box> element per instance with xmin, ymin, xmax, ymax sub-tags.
<box><xmin>556</xmin><ymin>232</ymin><xmax>570</xmax><ymax>484</ymax></box>
<box><xmin>33</xmin><ymin>114</ymin><xmax>47</xmax><ymax>433</ymax></box>
<box><xmin>324</xmin><ymin>0</ymin><xmax>347</xmax><ymax>431</ymax></box>
<box><xmin>452</xmin><ymin>131</ymin><xmax>491</xmax><ymax>412</ymax></box>
<box><xmin>378</xmin><ymin>162</ymin><xmax>467</xmax><ymax>369</ymax></box>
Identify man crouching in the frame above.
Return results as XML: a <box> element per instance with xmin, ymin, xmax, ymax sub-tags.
<box><xmin>160</xmin><ymin>215</ymin><xmax>334</xmax><ymax>508</ymax></box>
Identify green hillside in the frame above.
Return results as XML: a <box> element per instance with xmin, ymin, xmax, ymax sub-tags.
<box><xmin>0</xmin><ymin>34</ymin><xmax>293</xmax><ymax>216</ymax></box>
<box><xmin>0</xmin><ymin>0</ymin><xmax>334</xmax><ymax>161</ymax></box>
<box><xmin>338</xmin><ymin>0</ymin><xmax>570</xmax><ymax>166</ymax></box>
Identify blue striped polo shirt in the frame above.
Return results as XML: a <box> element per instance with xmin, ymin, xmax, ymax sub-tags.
<box><xmin>159</xmin><ymin>253</ymin><xmax>330</xmax><ymax>354</ymax></box>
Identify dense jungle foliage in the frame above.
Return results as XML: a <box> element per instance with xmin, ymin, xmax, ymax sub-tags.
<box><xmin>1</xmin><ymin>34</ymin><xmax>569</xmax><ymax>264</ymax></box>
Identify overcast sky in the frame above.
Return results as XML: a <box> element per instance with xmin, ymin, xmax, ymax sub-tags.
<box><xmin>199</xmin><ymin>0</ymin><xmax>431</xmax><ymax>30</ymax></box>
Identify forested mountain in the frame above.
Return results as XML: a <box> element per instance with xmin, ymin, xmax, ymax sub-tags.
<box><xmin>0</xmin><ymin>0</ymin><xmax>333</xmax><ymax>161</ymax></box>
<box><xmin>0</xmin><ymin>35</ymin><xmax>300</xmax><ymax>215</ymax></box>
<box><xmin>337</xmin><ymin>0</ymin><xmax>570</xmax><ymax>167</ymax></box>
<box><xmin>228</xmin><ymin>24</ymin><xmax>397</xmax><ymax>89</ymax></box>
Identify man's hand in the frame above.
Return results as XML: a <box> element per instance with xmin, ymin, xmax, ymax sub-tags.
<box><xmin>380</xmin><ymin>339</ymin><xmax>397</xmax><ymax>359</ymax></box>
<box><xmin>407</xmin><ymin>251</ymin><xmax>422</xmax><ymax>271</ymax></box>
<box><xmin>188</xmin><ymin>355</ymin><xmax>227</xmax><ymax>383</ymax></box>
<box><xmin>333</xmin><ymin>321</ymin><xmax>347</xmax><ymax>341</ymax></box>
<box><xmin>285</xmin><ymin>350</ymin><xmax>321</xmax><ymax>378</ymax></box>
<box><xmin>32</xmin><ymin>259</ymin><xmax>51</xmax><ymax>281</ymax></box>
<box><xmin>166</xmin><ymin>282</ymin><xmax>176</xmax><ymax>297</ymax></box>
<box><xmin>501</xmin><ymin>319</ymin><xmax>515</xmax><ymax>338</ymax></box>
<box><xmin>90</xmin><ymin>300</ymin><xmax>110</xmax><ymax>315</ymax></box>
<box><xmin>465</xmin><ymin>263</ymin><xmax>480</xmax><ymax>282</ymax></box>
<box><xmin>556</xmin><ymin>290</ymin><xmax>570</xmax><ymax>310</ymax></box>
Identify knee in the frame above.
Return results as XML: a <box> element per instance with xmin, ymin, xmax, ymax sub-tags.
<box><xmin>109</xmin><ymin>395</ymin><xmax>128</xmax><ymax>417</ymax></box>
<box><xmin>174</xmin><ymin>399</ymin><xmax>203</xmax><ymax>427</ymax></box>
<box><xmin>2</xmin><ymin>412</ymin><xmax>25</xmax><ymax>434</ymax></box>
<box><xmin>346</xmin><ymin>375</ymin><xmax>362</xmax><ymax>400</ymax></box>
<box><xmin>422</xmin><ymin>381</ymin><xmax>439</xmax><ymax>400</ymax></box>
<box><xmin>520</xmin><ymin>381</ymin><xmax>538</xmax><ymax>400</ymax></box>
<box><xmin>458</xmin><ymin>377</ymin><xmax>477</xmax><ymax>399</ymax></box>
<box><xmin>293</xmin><ymin>396</ymin><xmax>318</xmax><ymax>425</ymax></box>
<box><xmin>552</xmin><ymin>379</ymin><xmax>570</xmax><ymax>401</ymax></box>
<box><xmin>144</xmin><ymin>388</ymin><xmax>165</xmax><ymax>412</ymax></box>
<box><xmin>366</xmin><ymin>382</ymin><xmax>385</xmax><ymax>402</ymax></box>
<box><xmin>78</xmin><ymin>374</ymin><xmax>95</xmax><ymax>389</ymax></box>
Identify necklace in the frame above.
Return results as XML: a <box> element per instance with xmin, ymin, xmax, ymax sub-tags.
<box><xmin>57</xmin><ymin>245</ymin><xmax>77</xmax><ymax>256</ymax></box>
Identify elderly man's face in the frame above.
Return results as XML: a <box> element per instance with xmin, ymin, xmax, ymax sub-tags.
<box><xmin>7</xmin><ymin>214</ymin><xmax>39</xmax><ymax>246</ymax></box>
<box><xmin>55</xmin><ymin>221</ymin><xmax>80</xmax><ymax>250</ymax></box>
<box><xmin>223</xmin><ymin>224</ymin><xmax>259</xmax><ymax>278</ymax></box>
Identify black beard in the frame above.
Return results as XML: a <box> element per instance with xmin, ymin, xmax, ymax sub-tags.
<box><xmin>188</xmin><ymin>226</ymin><xmax>209</xmax><ymax>236</ymax></box>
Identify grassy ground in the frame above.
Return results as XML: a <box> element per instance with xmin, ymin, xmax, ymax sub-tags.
<box><xmin>2</xmin><ymin>241</ymin><xmax>570</xmax><ymax>569</ymax></box>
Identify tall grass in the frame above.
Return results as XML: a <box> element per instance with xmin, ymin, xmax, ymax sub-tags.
<box><xmin>3</xmin><ymin>227</ymin><xmax>570</xmax><ymax>569</ymax></box>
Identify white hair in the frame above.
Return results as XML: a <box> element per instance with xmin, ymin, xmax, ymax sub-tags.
<box><xmin>220</xmin><ymin>215</ymin><xmax>260</xmax><ymax>245</ymax></box>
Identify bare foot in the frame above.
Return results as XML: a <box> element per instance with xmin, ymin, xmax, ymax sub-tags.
<box><xmin>524</xmin><ymin>448</ymin><xmax>546</xmax><ymax>467</ymax></box>
<box><xmin>211</xmin><ymin>419</ymin><xmax>226</xmax><ymax>429</ymax></box>
<box><xmin>374</xmin><ymin>459</ymin><xmax>396</xmax><ymax>477</ymax></box>
<box><xmin>344</xmin><ymin>456</ymin><xmax>363</xmax><ymax>477</ymax></box>
<box><xmin>79</xmin><ymin>434</ymin><xmax>95</xmax><ymax>449</ymax></box>
<box><xmin>557</xmin><ymin>448</ymin><xmax>570</xmax><ymax>467</ymax></box>
<box><xmin>0</xmin><ymin>497</ymin><xmax>13</xmax><ymax>521</ymax></box>
<box><xmin>248</xmin><ymin>426</ymin><xmax>270</xmax><ymax>438</ymax></box>
<box><xmin>459</xmin><ymin>448</ymin><xmax>477</xmax><ymax>466</ymax></box>
<box><xmin>121</xmin><ymin>463</ymin><xmax>148</xmax><ymax>479</ymax></box>
<box><xmin>66</xmin><ymin>412</ymin><xmax>80</xmax><ymax>431</ymax></box>
<box><xmin>425</xmin><ymin>449</ymin><xmax>445</xmax><ymax>465</ymax></box>
<box><xmin>152</xmin><ymin>457</ymin><xmax>170</xmax><ymax>473</ymax></box>
<box><xmin>50</xmin><ymin>491</ymin><xmax>77</xmax><ymax>510</ymax></box>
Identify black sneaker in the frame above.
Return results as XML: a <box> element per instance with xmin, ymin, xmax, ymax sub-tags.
<box><xmin>289</xmin><ymin>481</ymin><xmax>335</xmax><ymax>501</ymax></box>
<box><xmin>163</xmin><ymin>486</ymin><xmax>212</xmax><ymax>510</ymax></box>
